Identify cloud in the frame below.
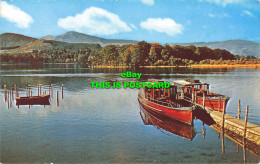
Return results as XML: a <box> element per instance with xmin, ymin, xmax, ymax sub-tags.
<box><xmin>0</xmin><ymin>1</ymin><xmax>33</xmax><ymax>28</ymax></box>
<box><xmin>130</xmin><ymin>24</ymin><xmax>137</xmax><ymax>30</ymax></box>
<box><xmin>208</xmin><ymin>13</ymin><xmax>230</xmax><ymax>18</ymax></box>
<box><xmin>58</xmin><ymin>7</ymin><xmax>131</xmax><ymax>35</ymax></box>
<box><xmin>140</xmin><ymin>0</ymin><xmax>154</xmax><ymax>6</ymax></box>
<box><xmin>199</xmin><ymin>0</ymin><xmax>246</xmax><ymax>6</ymax></box>
<box><xmin>140</xmin><ymin>18</ymin><xmax>183</xmax><ymax>36</ymax></box>
<box><xmin>242</xmin><ymin>10</ymin><xmax>254</xmax><ymax>17</ymax></box>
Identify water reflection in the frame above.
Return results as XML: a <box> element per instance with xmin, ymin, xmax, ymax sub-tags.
<box><xmin>139</xmin><ymin>103</ymin><xmax>196</xmax><ymax>140</ymax></box>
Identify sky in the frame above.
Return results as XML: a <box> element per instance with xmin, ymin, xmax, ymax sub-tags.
<box><xmin>0</xmin><ymin>0</ymin><xmax>259</xmax><ymax>44</ymax></box>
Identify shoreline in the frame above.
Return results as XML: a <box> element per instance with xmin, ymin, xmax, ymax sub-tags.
<box><xmin>92</xmin><ymin>64</ymin><xmax>260</xmax><ymax>69</ymax></box>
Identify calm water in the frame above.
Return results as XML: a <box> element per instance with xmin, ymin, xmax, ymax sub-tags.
<box><xmin>1</xmin><ymin>64</ymin><xmax>259</xmax><ymax>163</ymax></box>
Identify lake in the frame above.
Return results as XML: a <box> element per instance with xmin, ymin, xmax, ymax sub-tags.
<box><xmin>1</xmin><ymin>64</ymin><xmax>259</xmax><ymax>163</ymax></box>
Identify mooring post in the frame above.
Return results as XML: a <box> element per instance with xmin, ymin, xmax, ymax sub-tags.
<box><xmin>222</xmin><ymin>102</ymin><xmax>226</xmax><ymax>129</ymax></box>
<box><xmin>202</xmin><ymin>123</ymin><xmax>205</xmax><ymax>139</ymax></box>
<box><xmin>218</xmin><ymin>96</ymin><xmax>221</xmax><ymax>112</ymax></box>
<box><xmin>17</xmin><ymin>89</ymin><xmax>19</xmax><ymax>97</ymax></box>
<box><xmin>31</xmin><ymin>91</ymin><xmax>32</xmax><ymax>97</ymax></box>
<box><xmin>38</xmin><ymin>86</ymin><xmax>39</xmax><ymax>96</ymax></box>
<box><xmin>222</xmin><ymin>131</ymin><xmax>225</xmax><ymax>154</ymax></box>
<box><xmin>7</xmin><ymin>91</ymin><xmax>9</xmax><ymax>109</ymax></box>
<box><xmin>243</xmin><ymin>140</ymin><xmax>247</xmax><ymax>164</ymax></box>
<box><xmin>4</xmin><ymin>85</ymin><xmax>7</xmax><ymax>102</ymax></box>
<box><xmin>12</xmin><ymin>87</ymin><xmax>14</xmax><ymax>100</ymax></box>
<box><xmin>217</xmin><ymin>132</ymin><xmax>220</xmax><ymax>139</ymax></box>
<box><xmin>243</xmin><ymin>105</ymin><xmax>249</xmax><ymax>139</ymax></box>
<box><xmin>203</xmin><ymin>92</ymin><xmax>205</xmax><ymax>110</ymax></box>
<box><xmin>14</xmin><ymin>85</ymin><xmax>17</xmax><ymax>97</ymax></box>
<box><xmin>40</xmin><ymin>85</ymin><xmax>41</xmax><ymax>96</ymax></box>
<box><xmin>49</xmin><ymin>85</ymin><xmax>50</xmax><ymax>95</ymax></box>
<box><xmin>57</xmin><ymin>91</ymin><xmax>59</xmax><ymax>107</ymax></box>
<box><xmin>9</xmin><ymin>91</ymin><xmax>12</xmax><ymax>107</ymax></box>
<box><xmin>238</xmin><ymin>99</ymin><xmax>241</xmax><ymax>119</ymax></box>
<box><xmin>26</xmin><ymin>87</ymin><xmax>27</xmax><ymax>97</ymax></box>
<box><xmin>61</xmin><ymin>84</ymin><xmax>64</xmax><ymax>99</ymax></box>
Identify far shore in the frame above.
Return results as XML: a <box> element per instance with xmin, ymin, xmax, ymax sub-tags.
<box><xmin>92</xmin><ymin>64</ymin><xmax>260</xmax><ymax>69</ymax></box>
<box><xmin>1</xmin><ymin>63</ymin><xmax>259</xmax><ymax>69</ymax></box>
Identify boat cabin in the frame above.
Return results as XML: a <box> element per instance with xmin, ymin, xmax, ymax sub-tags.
<box><xmin>144</xmin><ymin>79</ymin><xmax>177</xmax><ymax>101</ymax></box>
<box><xmin>173</xmin><ymin>79</ymin><xmax>210</xmax><ymax>96</ymax></box>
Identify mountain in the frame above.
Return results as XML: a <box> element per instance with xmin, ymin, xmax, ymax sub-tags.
<box><xmin>0</xmin><ymin>33</ymin><xmax>37</xmax><ymax>50</ymax></box>
<box><xmin>3</xmin><ymin>39</ymin><xmax>101</xmax><ymax>54</ymax></box>
<box><xmin>170</xmin><ymin>40</ymin><xmax>260</xmax><ymax>57</ymax></box>
<box><xmin>41</xmin><ymin>31</ymin><xmax>139</xmax><ymax>46</ymax></box>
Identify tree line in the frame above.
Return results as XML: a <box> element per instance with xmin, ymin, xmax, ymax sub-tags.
<box><xmin>1</xmin><ymin>41</ymin><xmax>259</xmax><ymax>66</ymax></box>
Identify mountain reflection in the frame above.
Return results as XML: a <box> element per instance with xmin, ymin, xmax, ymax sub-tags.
<box><xmin>139</xmin><ymin>104</ymin><xmax>196</xmax><ymax>140</ymax></box>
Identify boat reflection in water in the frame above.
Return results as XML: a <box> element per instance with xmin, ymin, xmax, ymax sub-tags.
<box><xmin>139</xmin><ymin>103</ymin><xmax>196</xmax><ymax>140</ymax></box>
<box><xmin>16</xmin><ymin>95</ymin><xmax>50</xmax><ymax>106</ymax></box>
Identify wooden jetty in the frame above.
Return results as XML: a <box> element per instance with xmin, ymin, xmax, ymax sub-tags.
<box><xmin>193</xmin><ymin>99</ymin><xmax>260</xmax><ymax>151</ymax></box>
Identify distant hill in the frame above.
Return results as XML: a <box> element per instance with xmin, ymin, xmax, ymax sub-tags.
<box><xmin>3</xmin><ymin>39</ymin><xmax>101</xmax><ymax>54</ymax></box>
<box><xmin>0</xmin><ymin>33</ymin><xmax>37</xmax><ymax>50</ymax></box>
<box><xmin>170</xmin><ymin>40</ymin><xmax>260</xmax><ymax>57</ymax></box>
<box><xmin>41</xmin><ymin>31</ymin><xmax>139</xmax><ymax>46</ymax></box>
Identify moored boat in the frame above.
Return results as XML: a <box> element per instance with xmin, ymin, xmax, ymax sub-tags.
<box><xmin>137</xmin><ymin>79</ymin><xmax>194</xmax><ymax>125</ymax></box>
<box><xmin>173</xmin><ymin>79</ymin><xmax>230</xmax><ymax>112</ymax></box>
<box><xmin>15</xmin><ymin>95</ymin><xmax>50</xmax><ymax>105</ymax></box>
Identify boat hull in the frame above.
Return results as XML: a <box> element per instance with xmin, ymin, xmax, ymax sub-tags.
<box><xmin>195</xmin><ymin>96</ymin><xmax>229</xmax><ymax>112</ymax></box>
<box><xmin>138</xmin><ymin>93</ymin><xmax>193</xmax><ymax>125</ymax></box>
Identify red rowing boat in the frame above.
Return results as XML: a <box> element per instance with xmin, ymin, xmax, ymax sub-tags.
<box><xmin>173</xmin><ymin>79</ymin><xmax>230</xmax><ymax>112</ymax></box>
<box><xmin>137</xmin><ymin>80</ymin><xmax>194</xmax><ymax>125</ymax></box>
<box><xmin>139</xmin><ymin>104</ymin><xmax>196</xmax><ymax>140</ymax></box>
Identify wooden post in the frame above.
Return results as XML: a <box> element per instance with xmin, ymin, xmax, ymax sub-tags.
<box><xmin>16</xmin><ymin>89</ymin><xmax>18</xmax><ymax>98</ymax></box>
<box><xmin>61</xmin><ymin>84</ymin><xmax>64</xmax><ymax>99</ymax></box>
<box><xmin>7</xmin><ymin>91</ymin><xmax>9</xmax><ymax>109</ymax></box>
<box><xmin>218</xmin><ymin>96</ymin><xmax>221</xmax><ymax>112</ymax></box>
<box><xmin>28</xmin><ymin>85</ymin><xmax>30</xmax><ymax>97</ymax></box>
<box><xmin>57</xmin><ymin>91</ymin><xmax>59</xmax><ymax>107</ymax></box>
<box><xmin>40</xmin><ymin>85</ymin><xmax>41</xmax><ymax>96</ymax></box>
<box><xmin>9</xmin><ymin>91</ymin><xmax>12</xmax><ymax>107</ymax></box>
<box><xmin>49</xmin><ymin>85</ymin><xmax>50</xmax><ymax>95</ymax></box>
<box><xmin>237</xmin><ymin>144</ymin><xmax>239</xmax><ymax>153</ymax></box>
<box><xmin>243</xmin><ymin>140</ymin><xmax>247</xmax><ymax>164</ymax></box>
<box><xmin>203</xmin><ymin>92</ymin><xmax>205</xmax><ymax>110</ymax></box>
<box><xmin>11</xmin><ymin>87</ymin><xmax>14</xmax><ymax>101</ymax></box>
<box><xmin>222</xmin><ymin>102</ymin><xmax>226</xmax><ymax>128</ymax></box>
<box><xmin>38</xmin><ymin>86</ymin><xmax>39</xmax><ymax>96</ymax></box>
<box><xmin>217</xmin><ymin>132</ymin><xmax>220</xmax><ymax>139</ymax></box>
<box><xmin>4</xmin><ymin>85</ymin><xmax>6</xmax><ymax>102</ymax></box>
<box><xmin>31</xmin><ymin>91</ymin><xmax>32</xmax><ymax>97</ymax></box>
<box><xmin>202</xmin><ymin>123</ymin><xmax>205</xmax><ymax>139</ymax></box>
<box><xmin>243</xmin><ymin>105</ymin><xmax>249</xmax><ymax>139</ymax></box>
<box><xmin>26</xmin><ymin>87</ymin><xmax>27</xmax><ymax>97</ymax></box>
<box><xmin>238</xmin><ymin>99</ymin><xmax>241</xmax><ymax>119</ymax></box>
<box><xmin>14</xmin><ymin>85</ymin><xmax>17</xmax><ymax>97</ymax></box>
<box><xmin>222</xmin><ymin>131</ymin><xmax>225</xmax><ymax>154</ymax></box>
